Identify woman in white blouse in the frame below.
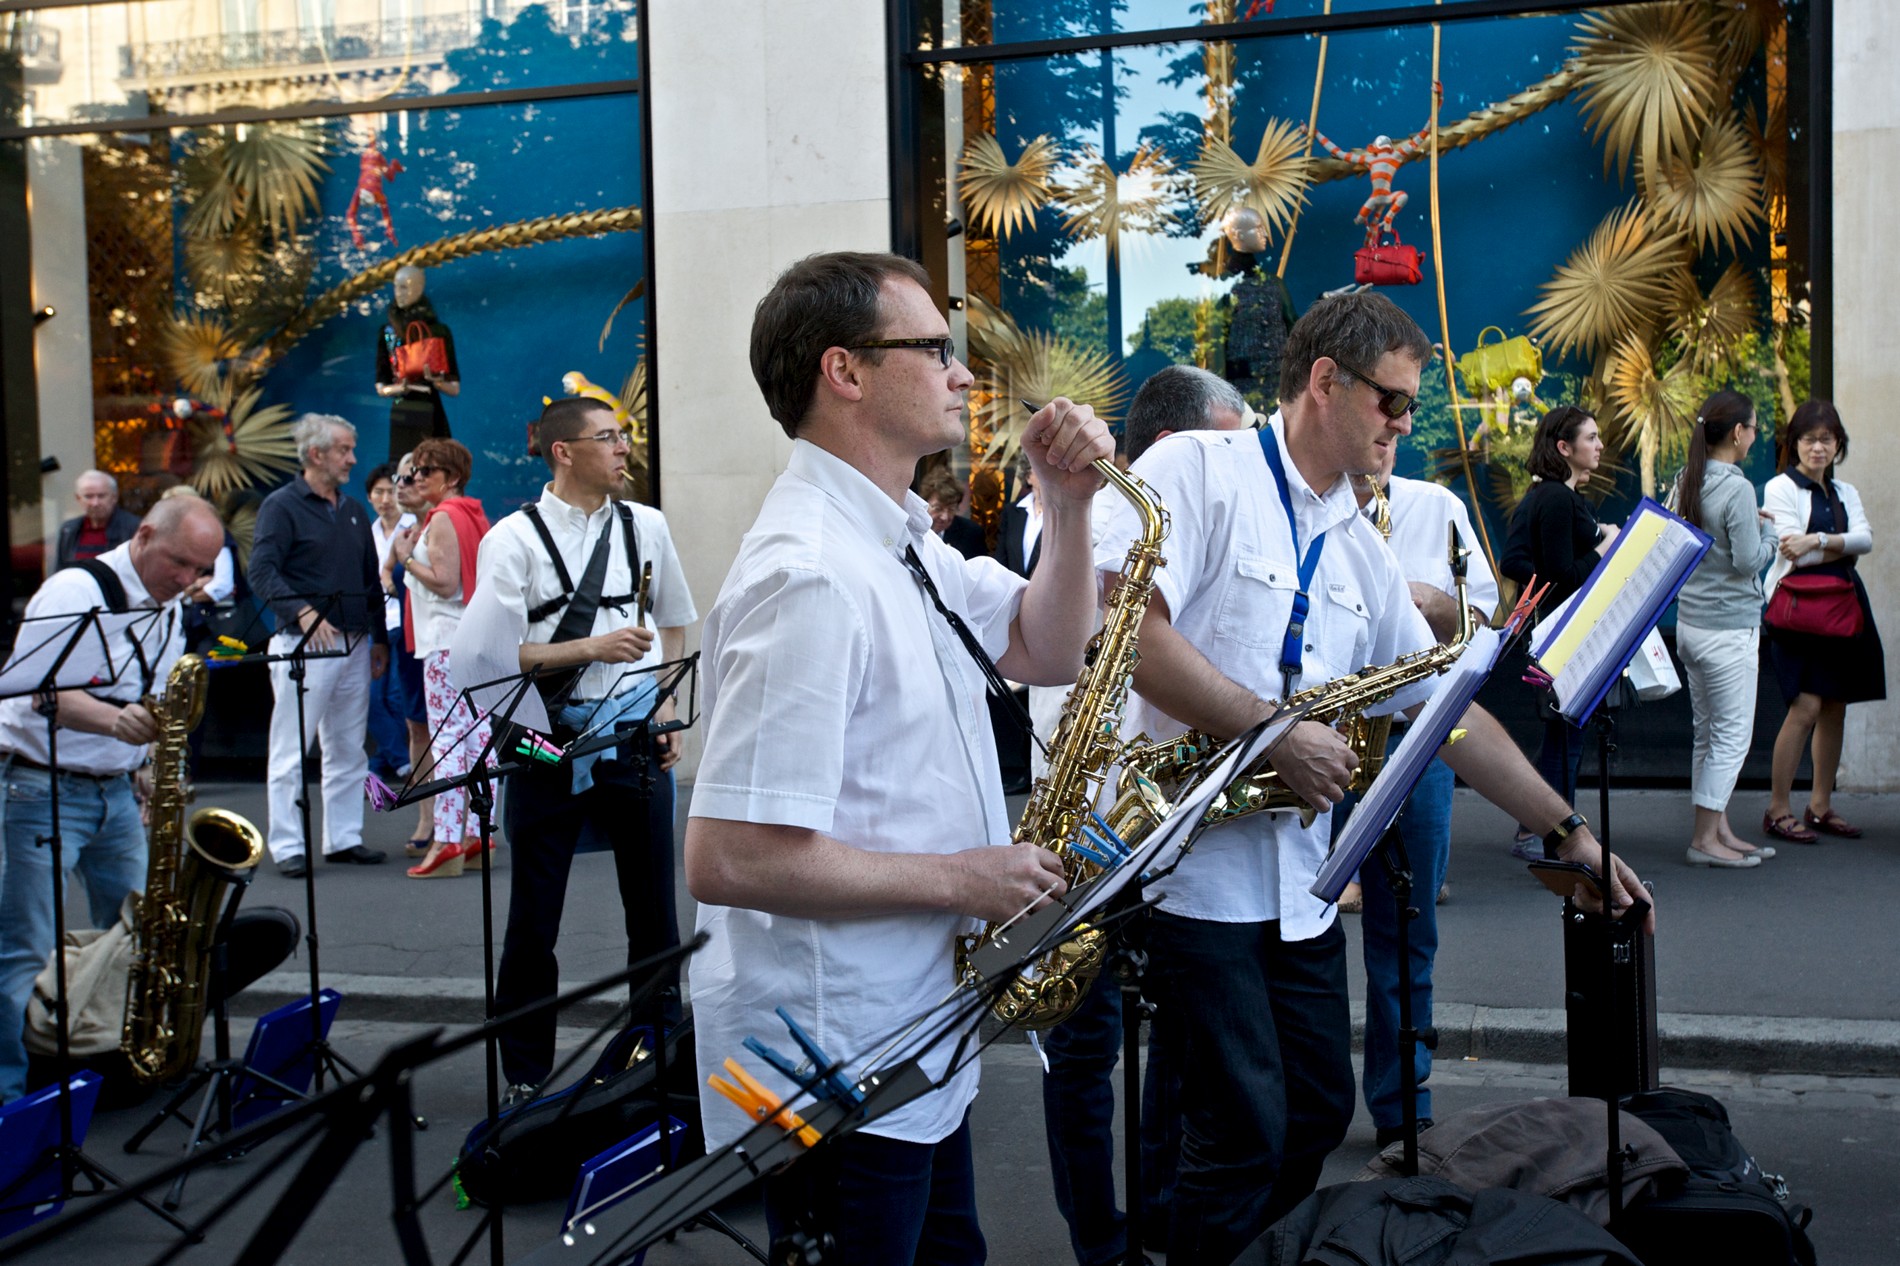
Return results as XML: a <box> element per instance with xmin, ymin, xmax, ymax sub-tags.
<box><xmin>1760</xmin><ymin>400</ymin><xmax>1884</xmax><ymax>843</ymax></box>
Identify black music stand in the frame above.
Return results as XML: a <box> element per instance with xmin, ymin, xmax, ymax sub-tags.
<box><xmin>0</xmin><ymin>604</ymin><xmax>195</xmax><ymax>1239</ymax></box>
<box><xmin>210</xmin><ymin>590</ymin><xmax>366</xmax><ymax>1099</ymax></box>
<box><xmin>120</xmin><ymin>871</ymin><xmax>305</xmax><ymax>1209</ymax></box>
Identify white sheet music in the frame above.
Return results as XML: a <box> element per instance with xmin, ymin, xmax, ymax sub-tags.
<box><xmin>0</xmin><ymin>609</ymin><xmax>167</xmax><ymax>700</ymax></box>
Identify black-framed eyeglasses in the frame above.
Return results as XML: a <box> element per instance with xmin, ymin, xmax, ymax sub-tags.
<box><xmin>849</xmin><ymin>336</ymin><xmax>957</xmax><ymax>369</ymax></box>
<box><xmin>1334</xmin><ymin>361</ymin><xmax>1420</xmax><ymax>419</ymax></box>
<box><xmin>396</xmin><ymin>465</ymin><xmax>440</xmax><ymax>486</ymax></box>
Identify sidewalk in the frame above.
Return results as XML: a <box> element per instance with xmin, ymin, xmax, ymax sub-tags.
<box><xmin>189</xmin><ymin>780</ymin><xmax>1900</xmax><ymax>1077</ymax></box>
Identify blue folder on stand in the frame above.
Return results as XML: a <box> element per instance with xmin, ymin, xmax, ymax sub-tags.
<box><xmin>230</xmin><ymin>987</ymin><xmax>343</xmax><ymax>1129</ymax></box>
<box><xmin>0</xmin><ymin>1070</ymin><xmax>103</xmax><ymax>1239</ymax></box>
<box><xmin>562</xmin><ymin>1115</ymin><xmax>692</xmax><ymax>1245</ymax></box>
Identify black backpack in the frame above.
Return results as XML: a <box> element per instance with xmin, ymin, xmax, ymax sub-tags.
<box><xmin>1615</xmin><ymin>1088</ymin><xmax>1817</xmax><ymax>1266</ymax></box>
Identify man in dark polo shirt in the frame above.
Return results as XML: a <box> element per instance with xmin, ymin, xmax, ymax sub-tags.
<box><xmin>248</xmin><ymin>414</ymin><xmax>391</xmax><ymax>877</ymax></box>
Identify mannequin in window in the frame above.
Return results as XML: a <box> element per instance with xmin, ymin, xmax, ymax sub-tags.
<box><xmin>1211</xmin><ymin>207</ymin><xmax>1295</xmax><ymax>410</ymax></box>
<box><xmin>376</xmin><ymin>265</ymin><xmax>461</xmax><ymax>461</ymax></box>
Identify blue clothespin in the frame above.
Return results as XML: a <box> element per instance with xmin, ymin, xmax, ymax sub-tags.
<box><xmin>741</xmin><ymin>1006</ymin><xmax>862</xmax><ymax>1107</ymax></box>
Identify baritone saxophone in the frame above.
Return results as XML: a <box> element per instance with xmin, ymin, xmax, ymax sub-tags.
<box><xmin>122</xmin><ymin>653</ymin><xmax>264</xmax><ymax>1084</ymax></box>
<box><xmin>955</xmin><ymin>458</ymin><xmax>1168</xmax><ymax>1030</ymax></box>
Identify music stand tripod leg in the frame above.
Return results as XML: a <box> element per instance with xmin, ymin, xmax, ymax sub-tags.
<box><xmin>1373</xmin><ymin>823</ymin><xmax>1437</xmax><ymax>1179</ymax></box>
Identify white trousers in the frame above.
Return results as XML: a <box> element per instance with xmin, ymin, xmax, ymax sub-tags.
<box><xmin>266</xmin><ymin>634</ymin><xmax>373</xmax><ymax>861</ymax></box>
<box><xmin>1676</xmin><ymin>623</ymin><xmax>1760</xmax><ymax>813</ymax></box>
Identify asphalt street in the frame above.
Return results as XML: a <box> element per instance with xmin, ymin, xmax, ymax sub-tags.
<box><xmin>9</xmin><ymin>779</ymin><xmax>1898</xmax><ymax>1264</ymax></box>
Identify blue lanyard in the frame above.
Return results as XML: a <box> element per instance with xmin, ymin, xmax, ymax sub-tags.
<box><xmin>1259</xmin><ymin>425</ymin><xmax>1326</xmax><ymax>700</ymax></box>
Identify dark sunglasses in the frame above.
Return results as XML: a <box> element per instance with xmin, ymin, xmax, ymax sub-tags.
<box><xmin>396</xmin><ymin>465</ymin><xmax>439</xmax><ymax>485</ymax></box>
<box><xmin>849</xmin><ymin>336</ymin><xmax>957</xmax><ymax>369</ymax></box>
<box><xmin>1334</xmin><ymin>362</ymin><xmax>1419</xmax><ymax>419</ymax></box>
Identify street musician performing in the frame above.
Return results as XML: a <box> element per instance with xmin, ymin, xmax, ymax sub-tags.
<box><xmin>1091</xmin><ymin>291</ymin><xmax>1654</xmax><ymax>1266</ymax></box>
<box><xmin>685</xmin><ymin>250</ymin><xmax>1113</xmax><ymax>1263</ymax></box>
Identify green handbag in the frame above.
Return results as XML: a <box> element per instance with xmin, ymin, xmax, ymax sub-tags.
<box><xmin>1456</xmin><ymin>326</ymin><xmax>1543</xmax><ymax>396</ymax></box>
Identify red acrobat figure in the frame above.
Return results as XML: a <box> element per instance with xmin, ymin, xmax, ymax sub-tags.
<box><xmin>1311</xmin><ymin>83</ymin><xmax>1442</xmax><ymax>246</ymax></box>
<box><xmin>347</xmin><ymin>136</ymin><xmax>404</xmax><ymax>249</ymax></box>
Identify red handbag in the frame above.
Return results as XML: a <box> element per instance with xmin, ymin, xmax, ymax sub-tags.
<box><xmin>1766</xmin><ymin>572</ymin><xmax>1863</xmax><ymax>638</ymax></box>
<box><xmin>1354</xmin><ymin>231</ymin><xmax>1425</xmax><ymax>287</ymax></box>
<box><xmin>392</xmin><ymin>320</ymin><xmax>448</xmax><ymax>381</ymax></box>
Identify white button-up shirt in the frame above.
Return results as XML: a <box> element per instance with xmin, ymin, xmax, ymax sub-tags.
<box><xmin>0</xmin><ymin>543</ymin><xmax>185</xmax><ymax>775</ymax></box>
<box><xmin>476</xmin><ymin>487</ymin><xmax>697</xmax><ymax>698</ymax></box>
<box><xmin>689</xmin><ymin>439</ymin><xmax>1027</xmax><ymax>1149</ymax></box>
<box><xmin>372</xmin><ymin>512</ymin><xmax>415</xmax><ymax>633</ymax></box>
<box><xmin>1094</xmin><ymin>422</ymin><xmax>1435</xmax><ymax>937</ymax></box>
<box><xmin>1382</xmin><ymin>475</ymin><xmax>1500</xmax><ymax>622</ymax></box>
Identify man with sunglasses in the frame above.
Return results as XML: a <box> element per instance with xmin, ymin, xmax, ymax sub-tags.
<box><xmin>686</xmin><ymin>251</ymin><xmax>1112</xmax><ymax>1263</ymax></box>
<box><xmin>473</xmin><ymin>396</ymin><xmax>697</xmax><ymax>1106</ymax></box>
<box><xmin>1094</xmin><ymin>291</ymin><xmax>1651</xmax><ymax>1265</ymax></box>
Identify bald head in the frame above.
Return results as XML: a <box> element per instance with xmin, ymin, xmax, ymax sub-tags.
<box><xmin>131</xmin><ymin>497</ymin><xmax>225</xmax><ymax>604</ymax></box>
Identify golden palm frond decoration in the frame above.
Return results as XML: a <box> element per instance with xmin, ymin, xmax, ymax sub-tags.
<box><xmin>619</xmin><ymin>357</ymin><xmax>649</xmax><ymax>446</ymax></box>
<box><xmin>1204</xmin><ymin>0</ymin><xmax>1238</xmax><ymax>144</ymax></box>
<box><xmin>181</xmin><ymin>123</ymin><xmax>330</xmax><ymax>242</ymax></box>
<box><xmin>1644</xmin><ymin>112</ymin><xmax>1764</xmax><ymax>254</ymax></box>
<box><xmin>226</xmin><ymin>500</ymin><xmax>260</xmax><ymax>572</ymax></box>
<box><xmin>184</xmin><ymin>225</ymin><xmax>262</xmax><ymax>297</ymax></box>
<box><xmin>159</xmin><ymin>313</ymin><xmax>245</xmax><ymax>399</ymax></box>
<box><xmin>964</xmin><ymin>295</ymin><xmax>1129</xmax><ymax>471</ymax></box>
<box><xmin>1571</xmin><ymin>2</ymin><xmax>1722</xmax><ymax>180</ymax></box>
<box><xmin>958</xmin><ymin>134</ymin><xmax>1057</xmax><ymax>241</ymax></box>
<box><xmin>1670</xmin><ymin>261</ymin><xmax>1759</xmax><ymax>371</ymax></box>
<box><xmin>1710</xmin><ymin>0</ymin><xmax>1783</xmax><ymax>84</ymax></box>
<box><xmin>1050</xmin><ymin>144</ymin><xmax>1180</xmax><ymax>258</ymax></box>
<box><xmin>1742</xmin><ymin>96</ymin><xmax>1787</xmax><ymax>211</ymax></box>
<box><xmin>1526</xmin><ymin>202</ymin><xmax>1686</xmax><ymax>360</ymax></box>
<box><xmin>188</xmin><ymin>385</ymin><xmax>300</xmax><ymax>498</ymax></box>
<box><xmin>1191</xmin><ymin>117</ymin><xmax>1311</xmax><ymax>238</ymax></box>
<box><xmin>1606</xmin><ymin>330</ymin><xmax>1699</xmax><ymax>495</ymax></box>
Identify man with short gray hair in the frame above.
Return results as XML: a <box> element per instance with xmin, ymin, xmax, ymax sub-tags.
<box><xmin>55</xmin><ymin>470</ymin><xmax>140</xmax><ymax>570</ymax></box>
<box><xmin>1122</xmin><ymin>364</ymin><xmax>1250</xmax><ymax>466</ymax></box>
<box><xmin>248</xmin><ymin>413</ymin><xmax>390</xmax><ymax>877</ymax></box>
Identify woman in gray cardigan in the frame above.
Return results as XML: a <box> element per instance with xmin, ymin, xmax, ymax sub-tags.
<box><xmin>1672</xmin><ymin>391</ymin><xmax>1779</xmax><ymax>868</ymax></box>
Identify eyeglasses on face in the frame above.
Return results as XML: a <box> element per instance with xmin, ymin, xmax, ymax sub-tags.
<box><xmin>559</xmin><ymin>430</ymin><xmax>631</xmax><ymax>449</ymax></box>
<box><xmin>849</xmin><ymin>336</ymin><xmax>957</xmax><ymax>369</ymax></box>
<box><xmin>396</xmin><ymin>465</ymin><xmax>440</xmax><ymax>485</ymax></box>
<box><xmin>1333</xmin><ymin>361</ymin><xmax>1420</xmax><ymax>419</ymax></box>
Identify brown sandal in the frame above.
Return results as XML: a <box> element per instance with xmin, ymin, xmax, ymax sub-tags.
<box><xmin>1804</xmin><ymin>807</ymin><xmax>1863</xmax><ymax>839</ymax></box>
<box><xmin>1762</xmin><ymin>812</ymin><xmax>1818</xmax><ymax>844</ymax></box>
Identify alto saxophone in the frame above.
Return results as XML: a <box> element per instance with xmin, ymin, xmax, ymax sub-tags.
<box><xmin>956</xmin><ymin>459</ymin><xmax>1168</xmax><ymax>1030</ymax></box>
<box><xmin>122</xmin><ymin>653</ymin><xmax>265</xmax><ymax>1084</ymax></box>
<box><xmin>1109</xmin><ymin>516</ymin><xmax>1473</xmax><ymax>838</ymax></box>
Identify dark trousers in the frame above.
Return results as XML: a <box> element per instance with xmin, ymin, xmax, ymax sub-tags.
<box><xmin>495</xmin><ymin>747</ymin><xmax>679</xmax><ymax>1087</ymax></box>
<box><xmin>763</xmin><ymin>1112</ymin><xmax>985</xmax><ymax>1266</ymax></box>
<box><xmin>1534</xmin><ymin>711</ymin><xmax>1586</xmax><ymax>808</ymax></box>
<box><xmin>1146</xmin><ymin>912</ymin><xmax>1354</xmax><ymax>1266</ymax></box>
<box><xmin>1040</xmin><ymin>969</ymin><xmax>1182</xmax><ymax>1264</ymax></box>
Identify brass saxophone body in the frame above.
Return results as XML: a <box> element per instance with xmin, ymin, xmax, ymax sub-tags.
<box><xmin>122</xmin><ymin>653</ymin><xmax>265</xmax><ymax>1084</ymax></box>
<box><xmin>956</xmin><ymin>458</ymin><xmax>1168</xmax><ymax>1030</ymax></box>
<box><xmin>1112</xmin><ymin>517</ymin><xmax>1473</xmax><ymax>838</ymax></box>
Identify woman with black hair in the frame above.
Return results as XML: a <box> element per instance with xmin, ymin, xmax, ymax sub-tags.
<box><xmin>1760</xmin><ymin>400</ymin><xmax>1884</xmax><ymax>843</ymax></box>
<box><xmin>1671</xmin><ymin>391</ymin><xmax>1780</xmax><ymax>867</ymax></box>
<box><xmin>1499</xmin><ymin>405</ymin><xmax>1618</xmax><ymax>858</ymax></box>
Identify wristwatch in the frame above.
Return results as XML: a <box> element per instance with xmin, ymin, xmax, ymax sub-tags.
<box><xmin>1542</xmin><ymin>812</ymin><xmax>1587</xmax><ymax>859</ymax></box>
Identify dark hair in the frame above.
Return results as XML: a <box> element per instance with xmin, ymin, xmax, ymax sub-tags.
<box><xmin>1277</xmin><ymin>290</ymin><xmax>1433</xmax><ymax>404</ymax></box>
<box><xmin>412</xmin><ymin>437</ymin><xmax>473</xmax><ymax>494</ymax></box>
<box><xmin>1124</xmin><ymin>365</ymin><xmax>1247</xmax><ymax>463</ymax></box>
<box><xmin>529</xmin><ymin>396</ymin><xmax>616</xmax><ymax>468</ymax></box>
<box><xmin>918</xmin><ymin>467</ymin><xmax>963</xmax><ymax>507</ymax></box>
<box><xmin>749</xmin><ymin>251</ymin><xmax>934</xmax><ymax>439</ymax></box>
<box><xmin>364</xmin><ymin>462</ymin><xmax>397</xmax><ymax>492</ymax></box>
<box><xmin>1675</xmin><ymin>390</ymin><xmax>1754</xmax><ymax>526</ymax></box>
<box><xmin>1526</xmin><ymin>405</ymin><xmax>1596</xmax><ymax>483</ymax></box>
<box><xmin>1779</xmin><ymin>398</ymin><xmax>1849</xmax><ymax>475</ymax></box>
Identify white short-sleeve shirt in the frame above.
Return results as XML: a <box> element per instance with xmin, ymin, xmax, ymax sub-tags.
<box><xmin>1093</xmin><ymin>421</ymin><xmax>1435</xmax><ymax>937</ymax></box>
<box><xmin>689</xmin><ymin>439</ymin><xmax>1028</xmax><ymax>1149</ymax></box>
<box><xmin>1382</xmin><ymin>475</ymin><xmax>1501</xmax><ymax>621</ymax></box>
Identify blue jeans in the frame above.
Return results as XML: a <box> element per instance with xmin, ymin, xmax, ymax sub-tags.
<box><xmin>366</xmin><ymin>660</ymin><xmax>410</xmax><ymax>779</ymax></box>
<box><xmin>763</xmin><ymin>1111</ymin><xmax>985</xmax><ymax>1266</ymax></box>
<box><xmin>1039</xmin><ymin>964</ymin><xmax>1182</xmax><ymax>1264</ymax></box>
<box><xmin>1332</xmin><ymin>735</ymin><xmax>1454</xmax><ymax>1129</ymax></box>
<box><xmin>0</xmin><ymin>763</ymin><xmax>146</xmax><ymax>1102</ymax></box>
<box><xmin>1145</xmin><ymin>912</ymin><xmax>1353</xmax><ymax>1266</ymax></box>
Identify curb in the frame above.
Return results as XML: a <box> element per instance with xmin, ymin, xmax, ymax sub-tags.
<box><xmin>237</xmin><ymin>973</ymin><xmax>1900</xmax><ymax>1080</ymax></box>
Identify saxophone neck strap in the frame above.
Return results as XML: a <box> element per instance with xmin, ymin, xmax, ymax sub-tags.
<box><xmin>901</xmin><ymin>544</ymin><xmax>1041</xmax><ymax>754</ymax></box>
<box><xmin>1259</xmin><ymin>425</ymin><xmax>1327</xmax><ymax>700</ymax></box>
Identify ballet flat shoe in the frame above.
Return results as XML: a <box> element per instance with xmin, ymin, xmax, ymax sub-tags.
<box><xmin>1684</xmin><ymin>846</ymin><xmax>1759</xmax><ymax>869</ymax></box>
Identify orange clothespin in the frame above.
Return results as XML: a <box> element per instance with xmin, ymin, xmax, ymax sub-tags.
<box><xmin>707</xmin><ymin>1058</ymin><xmax>821</xmax><ymax>1148</ymax></box>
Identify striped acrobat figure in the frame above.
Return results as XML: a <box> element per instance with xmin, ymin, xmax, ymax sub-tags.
<box><xmin>1311</xmin><ymin>82</ymin><xmax>1443</xmax><ymax>246</ymax></box>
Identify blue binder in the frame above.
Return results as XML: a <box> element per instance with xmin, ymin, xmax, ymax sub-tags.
<box><xmin>0</xmin><ymin>1071</ymin><xmax>103</xmax><ymax>1238</ymax></box>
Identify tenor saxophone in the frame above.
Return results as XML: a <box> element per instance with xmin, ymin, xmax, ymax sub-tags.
<box><xmin>955</xmin><ymin>459</ymin><xmax>1168</xmax><ymax>1030</ymax></box>
<box><xmin>1108</xmin><ymin>517</ymin><xmax>1474</xmax><ymax>839</ymax></box>
<box><xmin>122</xmin><ymin>653</ymin><xmax>265</xmax><ymax>1084</ymax></box>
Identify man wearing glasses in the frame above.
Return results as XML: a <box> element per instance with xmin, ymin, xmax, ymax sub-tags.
<box><xmin>474</xmin><ymin>396</ymin><xmax>697</xmax><ymax>1105</ymax></box>
<box><xmin>686</xmin><ymin>251</ymin><xmax>1112</xmax><ymax>1262</ymax></box>
<box><xmin>1093</xmin><ymin>291</ymin><xmax>1650</xmax><ymax>1265</ymax></box>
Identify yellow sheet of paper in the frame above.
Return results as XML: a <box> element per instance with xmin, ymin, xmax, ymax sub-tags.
<box><xmin>1536</xmin><ymin>509</ymin><xmax>1668</xmax><ymax>677</ymax></box>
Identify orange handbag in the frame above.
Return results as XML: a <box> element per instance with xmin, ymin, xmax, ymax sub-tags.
<box><xmin>1354</xmin><ymin>232</ymin><xmax>1424</xmax><ymax>287</ymax></box>
<box><xmin>391</xmin><ymin>320</ymin><xmax>448</xmax><ymax>380</ymax></box>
